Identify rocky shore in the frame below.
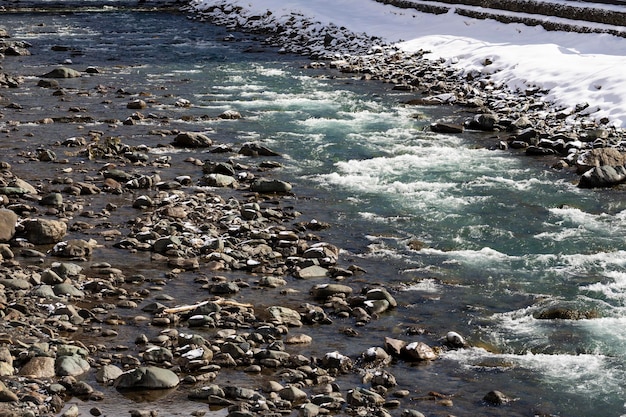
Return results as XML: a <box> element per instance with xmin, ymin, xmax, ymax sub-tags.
<box><xmin>0</xmin><ymin>2</ymin><xmax>623</xmax><ymax>417</ymax></box>
<box><xmin>189</xmin><ymin>0</ymin><xmax>626</xmax><ymax>189</ymax></box>
<box><xmin>0</xmin><ymin>8</ymin><xmax>473</xmax><ymax>417</ymax></box>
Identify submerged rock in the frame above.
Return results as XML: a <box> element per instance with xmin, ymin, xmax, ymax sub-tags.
<box><xmin>42</xmin><ymin>67</ymin><xmax>82</xmax><ymax>78</ymax></box>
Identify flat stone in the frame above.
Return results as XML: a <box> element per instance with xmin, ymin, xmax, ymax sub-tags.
<box><xmin>114</xmin><ymin>366</ymin><xmax>180</xmax><ymax>390</ymax></box>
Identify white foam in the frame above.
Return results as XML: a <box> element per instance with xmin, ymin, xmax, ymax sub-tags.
<box><xmin>443</xmin><ymin>347</ymin><xmax>624</xmax><ymax>397</ymax></box>
<box><xmin>402</xmin><ymin>278</ymin><xmax>442</xmax><ymax>293</ymax></box>
<box><xmin>581</xmin><ymin>271</ymin><xmax>626</xmax><ymax>304</ymax></box>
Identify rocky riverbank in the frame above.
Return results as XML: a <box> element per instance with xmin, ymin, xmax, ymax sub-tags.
<box><xmin>0</xmin><ymin>2</ymin><xmax>623</xmax><ymax>417</ymax></box>
<box><xmin>189</xmin><ymin>0</ymin><xmax>626</xmax><ymax>189</ymax></box>
<box><xmin>0</xmin><ymin>8</ymin><xmax>489</xmax><ymax>417</ymax></box>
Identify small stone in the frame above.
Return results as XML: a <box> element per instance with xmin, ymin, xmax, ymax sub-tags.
<box><xmin>61</xmin><ymin>404</ymin><xmax>80</xmax><ymax>417</ymax></box>
<box><xmin>127</xmin><ymin>99</ymin><xmax>147</xmax><ymax>109</ymax></box>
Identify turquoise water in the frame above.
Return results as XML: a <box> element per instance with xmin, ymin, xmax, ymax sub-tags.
<box><xmin>4</xmin><ymin>8</ymin><xmax>626</xmax><ymax>416</ymax></box>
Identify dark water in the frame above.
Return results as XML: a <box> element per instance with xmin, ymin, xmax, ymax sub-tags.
<box><xmin>2</xmin><ymin>6</ymin><xmax>626</xmax><ymax>417</ymax></box>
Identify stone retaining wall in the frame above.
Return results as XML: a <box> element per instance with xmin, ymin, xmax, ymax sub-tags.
<box><xmin>376</xmin><ymin>0</ymin><xmax>626</xmax><ymax>37</ymax></box>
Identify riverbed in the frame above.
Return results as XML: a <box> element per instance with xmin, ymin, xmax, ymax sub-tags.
<box><xmin>2</xmin><ymin>4</ymin><xmax>626</xmax><ymax>417</ymax></box>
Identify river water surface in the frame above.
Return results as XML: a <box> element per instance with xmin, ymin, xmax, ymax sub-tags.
<box><xmin>3</xmin><ymin>6</ymin><xmax>626</xmax><ymax>417</ymax></box>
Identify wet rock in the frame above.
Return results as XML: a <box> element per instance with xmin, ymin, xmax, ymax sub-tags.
<box><xmin>466</xmin><ymin>113</ymin><xmax>499</xmax><ymax>131</ymax></box>
<box><xmin>188</xmin><ymin>384</ymin><xmax>225</xmax><ymax>400</ymax></box>
<box><xmin>578</xmin><ymin>165</ymin><xmax>626</xmax><ymax>188</ymax></box>
<box><xmin>219</xmin><ymin>109</ymin><xmax>242</xmax><ymax>119</ymax></box>
<box><xmin>365</xmin><ymin>287</ymin><xmax>397</xmax><ymax>308</ymax></box>
<box><xmin>310</xmin><ymin>283</ymin><xmax>353</xmax><ymax>299</ymax></box>
<box><xmin>114</xmin><ymin>366</ymin><xmax>180</xmax><ymax>390</ymax></box>
<box><xmin>267</xmin><ymin>306</ymin><xmax>302</xmax><ymax>327</ymax></box>
<box><xmin>38</xmin><ymin>78</ymin><xmax>60</xmax><ymax>88</ymax></box>
<box><xmin>40</xmin><ymin>192</ymin><xmax>63</xmax><ymax>206</ymax></box>
<box><xmin>95</xmin><ymin>364</ymin><xmax>124</xmax><ymax>384</ymax></box>
<box><xmin>296</xmin><ymin>265</ymin><xmax>328</xmax><ymax>279</ymax></box>
<box><xmin>534</xmin><ymin>306</ymin><xmax>599</xmax><ymax>320</ymax></box>
<box><xmin>430</xmin><ymin>122</ymin><xmax>464</xmax><ymax>133</ymax></box>
<box><xmin>443</xmin><ymin>331</ymin><xmax>467</xmax><ymax>348</ymax></box>
<box><xmin>143</xmin><ymin>347</ymin><xmax>174</xmax><ymax>364</ymax></box>
<box><xmin>59</xmin><ymin>404</ymin><xmax>79</xmax><ymax>417</ymax></box>
<box><xmin>21</xmin><ymin>218</ymin><xmax>67</xmax><ymax>244</ymax></box>
<box><xmin>133</xmin><ymin>195</ymin><xmax>154</xmax><ymax>209</ymax></box>
<box><xmin>203</xmin><ymin>173</ymin><xmax>239</xmax><ymax>188</ymax></box>
<box><xmin>346</xmin><ymin>387</ymin><xmax>385</xmax><ymax>406</ymax></box>
<box><xmin>279</xmin><ymin>385</ymin><xmax>307</xmax><ymax>403</ymax></box>
<box><xmin>320</xmin><ymin>351</ymin><xmax>352</xmax><ymax>375</ymax></box>
<box><xmin>299</xmin><ymin>402</ymin><xmax>320</xmax><ymax>417</ymax></box>
<box><xmin>0</xmin><ymin>209</ymin><xmax>17</xmax><ymax>242</ymax></box>
<box><xmin>368</xmin><ymin>369</ymin><xmax>397</xmax><ymax>387</ymax></box>
<box><xmin>483</xmin><ymin>390</ymin><xmax>513</xmax><ymax>405</ymax></box>
<box><xmin>250</xmin><ymin>178</ymin><xmax>292</xmax><ymax>193</ymax></box>
<box><xmin>89</xmin><ymin>407</ymin><xmax>103</xmax><ymax>416</ymax></box>
<box><xmin>0</xmin><ymin>72</ymin><xmax>22</xmax><ymax>88</ymax></box>
<box><xmin>401</xmin><ymin>341</ymin><xmax>438</xmax><ymax>361</ymax></box>
<box><xmin>127</xmin><ymin>99</ymin><xmax>147</xmax><ymax>109</ymax></box>
<box><xmin>56</xmin><ymin>354</ymin><xmax>90</xmax><ymax>377</ymax></box>
<box><xmin>173</xmin><ymin>132</ymin><xmax>213</xmax><ymax>148</ymax></box>
<box><xmin>360</xmin><ymin>346</ymin><xmax>390</xmax><ymax>364</ymax></box>
<box><xmin>42</xmin><ymin>67</ymin><xmax>82</xmax><ymax>78</ymax></box>
<box><xmin>239</xmin><ymin>143</ymin><xmax>281</xmax><ymax>157</ymax></box>
<box><xmin>576</xmin><ymin>148</ymin><xmax>626</xmax><ymax>173</ymax></box>
<box><xmin>51</xmin><ymin>239</ymin><xmax>97</xmax><ymax>258</ymax></box>
<box><xmin>400</xmin><ymin>410</ymin><xmax>425</xmax><ymax>417</ymax></box>
<box><xmin>53</xmin><ymin>283</ymin><xmax>85</xmax><ymax>298</ymax></box>
<box><xmin>285</xmin><ymin>333</ymin><xmax>313</xmax><ymax>344</ymax></box>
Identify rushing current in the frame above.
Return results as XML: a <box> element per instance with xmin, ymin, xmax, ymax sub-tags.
<box><xmin>3</xmin><ymin>6</ymin><xmax>626</xmax><ymax>417</ymax></box>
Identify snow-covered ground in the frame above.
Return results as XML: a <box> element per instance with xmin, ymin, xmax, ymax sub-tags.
<box><xmin>190</xmin><ymin>0</ymin><xmax>626</xmax><ymax>127</ymax></box>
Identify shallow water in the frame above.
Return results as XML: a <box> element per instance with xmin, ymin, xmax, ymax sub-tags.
<box><xmin>3</xmin><ymin>6</ymin><xmax>626</xmax><ymax>417</ymax></box>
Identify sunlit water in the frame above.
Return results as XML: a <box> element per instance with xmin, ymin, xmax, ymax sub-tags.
<box><xmin>3</xmin><ymin>7</ymin><xmax>626</xmax><ymax>416</ymax></box>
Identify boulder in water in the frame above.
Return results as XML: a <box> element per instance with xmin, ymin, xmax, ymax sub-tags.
<box><xmin>114</xmin><ymin>366</ymin><xmax>179</xmax><ymax>390</ymax></box>
<box><xmin>42</xmin><ymin>67</ymin><xmax>82</xmax><ymax>78</ymax></box>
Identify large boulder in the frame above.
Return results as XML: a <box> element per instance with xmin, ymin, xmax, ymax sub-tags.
<box><xmin>250</xmin><ymin>179</ymin><xmax>292</xmax><ymax>193</ymax></box>
<box><xmin>239</xmin><ymin>143</ymin><xmax>281</xmax><ymax>157</ymax></box>
<box><xmin>173</xmin><ymin>132</ymin><xmax>212</xmax><ymax>148</ymax></box>
<box><xmin>0</xmin><ymin>209</ymin><xmax>17</xmax><ymax>242</ymax></box>
<box><xmin>466</xmin><ymin>113</ymin><xmax>499</xmax><ymax>131</ymax></box>
<box><xmin>114</xmin><ymin>366</ymin><xmax>179</xmax><ymax>390</ymax></box>
<box><xmin>55</xmin><ymin>354</ymin><xmax>90</xmax><ymax>377</ymax></box>
<box><xmin>19</xmin><ymin>356</ymin><xmax>55</xmax><ymax>378</ymax></box>
<box><xmin>578</xmin><ymin>165</ymin><xmax>626</xmax><ymax>188</ymax></box>
<box><xmin>21</xmin><ymin>218</ymin><xmax>67</xmax><ymax>244</ymax></box>
<box><xmin>576</xmin><ymin>148</ymin><xmax>626</xmax><ymax>174</ymax></box>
